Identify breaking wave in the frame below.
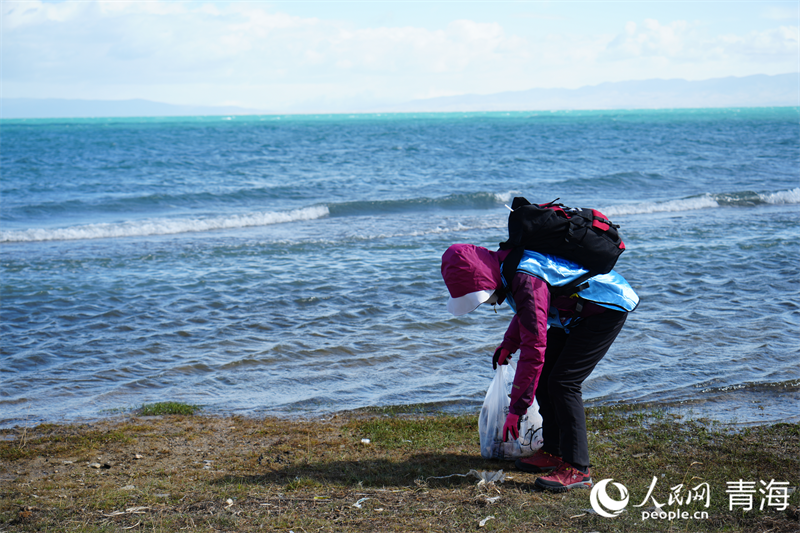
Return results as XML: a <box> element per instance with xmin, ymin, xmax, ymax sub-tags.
<box><xmin>0</xmin><ymin>205</ymin><xmax>329</xmax><ymax>243</ymax></box>
<box><xmin>602</xmin><ymin>188</ymin><xmax>799</xmax><ymax>217</ymax></box>
<box><xmin>0</xmin><ymin>192</ymin><xmax>512</xmax><ymax>243</ymax></box>
<box><xmin>3</xmin><ymin>189</ymin><xmax>796</xmax><ymax>243</ymax></box>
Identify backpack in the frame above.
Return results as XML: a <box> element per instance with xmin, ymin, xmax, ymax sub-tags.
<box><xmin>497</xmin><ymin>197</ymin><xmax>625</xmax><ymax>299</ymax></box>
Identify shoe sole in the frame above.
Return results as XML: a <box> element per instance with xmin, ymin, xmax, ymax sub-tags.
<box><xmin>534</xmin><ymin>478</ymin><xmax>593</xmax><ymax>493</ymax></box>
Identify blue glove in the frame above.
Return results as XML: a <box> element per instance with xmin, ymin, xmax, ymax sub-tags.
<box><xmin>492</xmin><ymin>346</ymin><xmax>512</xmax><ymax>370</ymax></box>
<box><xmin>503</xmin><ymin>413</ymin><xmax>520</xmax><ymax>442</ymax></box>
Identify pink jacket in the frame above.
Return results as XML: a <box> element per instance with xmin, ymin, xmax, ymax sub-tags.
<box><xmin>501</xmin><ymin>273</ymin><xmax>549</xmax><ymax>415</ymax></box>
<box><xmin>441</xmin><ymin>244</ymin><xmax>548</xmax><ymax>416</ymax></box>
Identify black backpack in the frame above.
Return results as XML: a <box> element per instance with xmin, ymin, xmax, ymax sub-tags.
<box><xmin>497</xmin><ymin>197</ymin><xmax>625</xmax><ymax>299</ymax></box>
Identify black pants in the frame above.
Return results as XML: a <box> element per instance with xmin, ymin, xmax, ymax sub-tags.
<box><xmin>536</xmin><ymin>310</ymin><xmax>627</xmax><ymax>472</ymax></box>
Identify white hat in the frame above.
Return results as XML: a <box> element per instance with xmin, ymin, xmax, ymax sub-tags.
<box><xmin>441</xmin><ymin>244</ymin><xmax>503</xmax><ymax>316</ymax></box>
<box><xmin>446</xmin><ymin>289</ymin><xmax>496</xmax><ymax>317</ymax></box>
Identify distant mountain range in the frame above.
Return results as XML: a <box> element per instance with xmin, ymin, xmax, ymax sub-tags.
<box><xmin>2</xmin><ymin>73</ymin><xmax>797</xmax><ymax>118</ymax></box>
<box><xmin>379</xmin><ymin>73</ymin><xmax>799</xmax><ymax>113</ymax></box>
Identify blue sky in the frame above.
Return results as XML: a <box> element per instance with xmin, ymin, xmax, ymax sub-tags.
<box><xmin>2</xmin><ymin>1</ymin><xmax>798</xmax><ymax>112</ymax></box>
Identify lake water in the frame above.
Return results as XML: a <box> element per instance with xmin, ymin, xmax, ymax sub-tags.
<box><xmin>1</xmin><ymin>108</ymin><xmax>798</xmax><ymax>427</ymax></box>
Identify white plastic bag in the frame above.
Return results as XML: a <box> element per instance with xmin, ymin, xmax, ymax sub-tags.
<box><xmin>479</xmin><ymin>359</ymin><xmax>544</xmax><ymax>460</ymax></box>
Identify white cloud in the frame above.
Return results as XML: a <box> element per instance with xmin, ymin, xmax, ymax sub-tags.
<box><xmin>3</xmin><ymin>0</ymin><xmax>86</xmax><ymax>28</ymax></box>
<box><xmin>762</xmin><ymin>6</ymin><xmax>798</xmax><ymax>21</ymax></box>
<box><xmin>720</xmin><ymin>26</ymin><xmax>799</xmax><ymax>57</ymax></box>
<box><xmin>606</xmin><ymin>19</ymin><xmax>698</xmax><ymax>59</ymax></box>
<box><xmin>1</xmin><ymin>1</ymin><xmax>798</xmax><ymax>111</ymax></box>
<box><xmin>3</xmin><ymin>1</ymin><xmax>526</xmax><ymax>90</ymax></box>
<box><xmin>603</xmin><ymin>18</ymin><xmax>797</xmax><ymax>65</ymax></box>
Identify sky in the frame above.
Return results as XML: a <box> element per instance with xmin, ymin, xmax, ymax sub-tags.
<box><xmin>2</xmin><ymin>1</ymin><xmax>798</xmax><ymax>112</ymax></box>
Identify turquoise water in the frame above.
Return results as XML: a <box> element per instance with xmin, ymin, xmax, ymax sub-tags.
<box><xmin>1</xmin><ymin>108</ymin><xmax>798</xmax><ymax>426</ymax></box>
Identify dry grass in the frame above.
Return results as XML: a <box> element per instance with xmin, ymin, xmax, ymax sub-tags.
<box><xmin>0</xmin><ymin>405</ymin><xmax>797</xmax><ymax>532</ymax></box>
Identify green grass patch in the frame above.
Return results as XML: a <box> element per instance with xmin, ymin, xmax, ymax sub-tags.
<box><xmin>138</xmin><ymin>401</ymin><xmax>201</xmax><ymax>416</ymax></box>
<box><xmin>0</xmin><ymin>428</ymin><xmax>133</xmax><ymax>462</ymax></box>
<box><xmin>286</xmin><ymin>476</ymin><xmax>323</xmax><ymax>491</ymax></box>
<box><xmin>0</xmin><ymin>446</ymin><xmax>29</xmax><ymax>461</ymax></box>
<box><xmin>345</xmin><ymin>414</ymin><xmax>478</xmax><ymax>450</ymax></box>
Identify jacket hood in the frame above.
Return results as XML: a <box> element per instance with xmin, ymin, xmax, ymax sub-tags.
<box><xmin>441</xmin><ymin>244</ymin><xmax>505</xmax><ymax>316</ymax></box>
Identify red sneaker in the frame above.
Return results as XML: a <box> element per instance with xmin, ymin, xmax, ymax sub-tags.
<box><xmin>515</xmin><ymin>450</ymin><xmax>564</xmax><ymax>473</ymax></box>
<box><xmin>534</xmin><ymin>463</ymin><xmax>592</xmax><ymax>492</ymax></box>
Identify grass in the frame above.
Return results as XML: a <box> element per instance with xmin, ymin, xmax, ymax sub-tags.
<box><xmin>0</xmin><ymin>427</ymin><xmax>133</xmax><ymax>462</ymax></box>
<box><xmin>349</xmin><ymin>413</ymin><xmax>477</xmax><ymax>450</ymax></box>
<box><xmin>138</xmin><ymin>401</ymin><xmax>201</xmax><ymax>416</ymax></box>
<box><xmin>0</xmin><ymin>406</ymin><xmax>797</xmax><ymax>532</ymax></box>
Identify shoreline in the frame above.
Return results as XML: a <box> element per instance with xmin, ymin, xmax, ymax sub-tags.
<box><xmin>1</xmin><ymin>404</ymin><xmax>798</xmax><ymax>532</ymax></box>
<box><xmin>3</xmin><ymin>389</ymin><xmax>798</xmax><ymax>431</ymax></box>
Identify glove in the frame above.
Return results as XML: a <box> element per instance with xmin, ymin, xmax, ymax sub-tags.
<box><xmin>492</xmin><ymin>346</ymin><xmax>512</xmax><ymax>370</ymax></box>
<box><xmin>502</xmin><ymin>413</ymin><xmax>520</xmax><ymax>442</ymax></box>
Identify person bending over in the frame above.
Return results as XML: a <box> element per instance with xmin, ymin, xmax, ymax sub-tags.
<box><xmin>441</xmin><ymin>243</ymin><xmax>637</xmax><ymax>492</ymax></box>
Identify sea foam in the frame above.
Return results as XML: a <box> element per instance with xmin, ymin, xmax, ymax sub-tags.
<box><xmin>0</xmin><ymin>205</ymin><xmax>329</xmax><ymax>243</ymax></box>
<box><xmin>601</xmin><ymin>196</ymin><xmax>720</xmax><ymax>217</ymax></box>
<box><xmin>602</xmin><ymin>188</ymin><xmax>799</xmax><ymax>217</ymax></box>
<box><xmin>762</xmin><ymin>187</ymin><xmax>800</xmax><ymax>205</ymax></box>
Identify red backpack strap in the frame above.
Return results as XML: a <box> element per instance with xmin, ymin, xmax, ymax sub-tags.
<box><xmin>590</xmin><ymin>209</ymin><xmax>619</xmax><ymax>232</ymax></box>
<box><xmin>540</xmin><ymin>198</ymin><xmax>569</xmax><ymax>218</ymax></box>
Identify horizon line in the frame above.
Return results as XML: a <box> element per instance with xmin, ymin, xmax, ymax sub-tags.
<box><xmin>2</xmin><ymin>105</ymin><xmax>799</xmax><ymax>122</ymax></box>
